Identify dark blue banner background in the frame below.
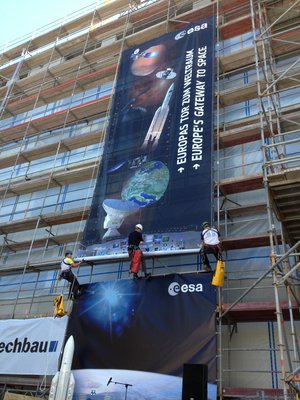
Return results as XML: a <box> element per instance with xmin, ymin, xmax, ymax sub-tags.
<box><xmin>68</xmin><ymin>273</ymin><xmax>216</xmax><ymax>380</ymax></box>
<box><xmin>83</xmin><ymin>18</ymin><xmax>215</xmax><ymax>250</ymax></box>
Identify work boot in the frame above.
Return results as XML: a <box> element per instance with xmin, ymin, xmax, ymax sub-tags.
<box><xmin>133</xmin><ymin>273</ymin><xmax>140</xmax><ymax>280</ymax></box>
<box><xmin>145</xmin><ymin>273</ymin><xmax>151</xmax><ymax>281</ymax></box>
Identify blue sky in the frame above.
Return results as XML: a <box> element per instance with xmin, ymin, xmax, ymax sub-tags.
<box><xmin>0</xmin><ymin>0</ymin><xmax>100</xmax><ymax>48</ymax></box>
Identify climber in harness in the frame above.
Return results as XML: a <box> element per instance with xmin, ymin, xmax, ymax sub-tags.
<box><xmin>128</xmin><ymin>224</ymin><xmax>151</xmax><ymax>280</ymax></box>
<box><xmin>200</xmin><ymin>221</ymin><xmax>223</xmax><ymax>272</ymax></box>
<box><xmin>60</xmin><ymin>250</ymin><xmax>82</xmax><ymax>299</ymax></box>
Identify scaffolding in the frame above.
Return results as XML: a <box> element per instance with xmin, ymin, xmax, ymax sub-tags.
<box><xmin>0</xmin><ymin>0</ymin><xmax>300</xmax><ymax>398</ymax></box>
<box><xmin>217</xmin><ymin>0</ymin><xmax>300</xmax><ymax>398</ymax></box>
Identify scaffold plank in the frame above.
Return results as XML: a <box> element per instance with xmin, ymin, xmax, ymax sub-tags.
<box><xmin>219</xmin><ymin>46</ymin><xmax>255</xmax><ymax>73</ymax></box>
<box><xmin>222</xmin><ymin>233</ymin><xmax>275</xmax><ymax>249</ymax></box>
<box><xmin>0</xmin><ymin>207</ymin><xmax>89</xmax><ymax>235</ymax></box>
<box><xmin>268</xmin><ymin>170</ymin><xmax>300</xmax><ymax>243</ymax></box>
<box><xmin>219</xmin><ymin>174</ymin><xmax>263</xmax><ymax>194</ymax></box>
<box><xmin>223</xmin><ymin>387</ymin><xmax>283</xmax><ymax>398</ymax></box>
<box><xmin>219</xmin><ymin>81</ymin><xmax>259</xmax><ymax>106</ymax></box>
<box><xmin>1</xmin><ymin>232</ymin><xmax>83</xmax><ymax>252</ymax></box>
<box><xmin>222</xmin><ymin>301</ymin><xmax>300</xmax><ymax>322</ymax></box>
<box><xmin>219</xmin><ymin>14</ymin><xmax>252</xmax><ymax>40</ymax></box>
<box><xmin>0</xmin><ymin>159</ymin><xmax>99</xmax><ymax>198</ymax></box>
<box><xmin>0</xmin><ymin>128</ymin><xmax>105</xmax><ymax>169</ymax></box>
<box><xmin>224</xmin><ymin>203</ymin><xmax>266</xmax><ymax>217</ymax></box>
<box><xmin>1</xmin><ymin>64</ymin><xmax>116</xmax><ymax>118</ymax></box>
<box><xmin>0</xmin><ymin>96</ymin><xmax>110</xmax><ymax>144</ymax></box>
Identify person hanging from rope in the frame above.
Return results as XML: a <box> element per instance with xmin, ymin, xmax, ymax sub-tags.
<box><xmin>200</xmin><ymin>221</ymin><xmax>223</xmax><ymax>272</ymax></box>
<box><xmin>128</xmin><ymin>224</ymin><xmax>151</xmax><ymax>280</ymax></box>
<box><xmin>60</xmin><ymin>250</ymin><xmax>82</xmax><ymax>299</ymax></box>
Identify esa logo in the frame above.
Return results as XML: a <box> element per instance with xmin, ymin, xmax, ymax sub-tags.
<box><xmin>168</xmin><ymin>282</ymin><xmax>203</xmax><ymax>296</ymax></box>
<box><xmin>175</xmin><ymin>24</ymin><xmax>208</xmax><ymax>40</ymax></box>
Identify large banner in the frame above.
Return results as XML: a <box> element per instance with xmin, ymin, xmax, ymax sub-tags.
<box><xmin>0</xmin><ymin>316</ymin><xmax>68</xmax><ymax>375</ymax></box>
<box><xmin>67</xmin><ymin>273</ymin><xmax>216</xmax><ymax>382</ymax></box>
<box><xmin>83</xmin><ymin>17</ymin><xmax>215</xmax><ymax>255</ymax></box>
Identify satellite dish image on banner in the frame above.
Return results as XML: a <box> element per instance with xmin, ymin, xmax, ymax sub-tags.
<box><xmin>81</xmin><ymin>17</ymin><xmax>215</xmax><ymax>257</ymax></box>
<box><xmin>67</xmin><ymin>273</ymin><xmax>217</xmax><ymax>399</ymax></box>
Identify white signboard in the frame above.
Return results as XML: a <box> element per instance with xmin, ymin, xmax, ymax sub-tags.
<box><xmin>0</xmin><ymin>316</ymin><xmax>68</xmax><ymax>375</ymax></box>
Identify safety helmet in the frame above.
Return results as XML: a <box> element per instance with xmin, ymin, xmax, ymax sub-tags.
<box><xmin>135</xmin><ymin>224</ymin><xmax>143</xmax><ymax>231</ymax></box>
<box><xmin>65</xmin><ymin>250</ymin><xmax>73</xmax><ymax>256</ymax></box>
<box><xmin>202</xmin><ymin>221</ymin><xmax>210</xmax><ymax>229</ymax></box>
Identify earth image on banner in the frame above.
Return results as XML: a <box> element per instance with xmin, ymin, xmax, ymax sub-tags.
<box><xmin>121</xmin><ymin>160</ymin><xmax>170</xmax><ymax>207</ymax></box>
<box><xmin>102</xmin><ymin>161</ymin><xmax>170</xmax><ymax>239</ymax></box>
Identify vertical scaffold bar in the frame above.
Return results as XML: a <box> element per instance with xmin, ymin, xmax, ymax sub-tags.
<box><xmin>249</xmin><ymin>0</ymin><xmax>292</xmax><ymax>398</ymax></box>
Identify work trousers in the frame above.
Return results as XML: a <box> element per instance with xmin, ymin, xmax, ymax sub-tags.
<box><xmin>128</xmin><ymin>246</ymin><xmax>147</xmax><ymax>274</ymax></box>
<box><xmin>200</xmin><ymin>243</ymin><xmax>223</xmax><ymax>270</ymax></box>
<box><xmin>61</xmin><ymin>269</ymin><xmax>81</xmax><ymax>299</ymax></box>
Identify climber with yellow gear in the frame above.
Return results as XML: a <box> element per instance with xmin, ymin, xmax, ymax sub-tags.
<box><xmin>60</xmin><ymin>250</ymin><xmax>83</xmax><ymax>299</ymax></box>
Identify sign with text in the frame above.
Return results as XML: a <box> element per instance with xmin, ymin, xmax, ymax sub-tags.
<box><xmin>83</xmin><ymin>18</ymin><xmax>215</xmax><ymax>253</ymax></box>
<box><xmin>0</xmin><ymin>317</ymin><xmax>68</xmax><ymax>375</ymax></box>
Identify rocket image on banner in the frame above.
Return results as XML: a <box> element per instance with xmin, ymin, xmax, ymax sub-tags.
<box><xmin>48</xmin><ymin>336</ymin><xmax>75</xmax><ymax>400</ymax></box>
<box><xmin>141</xmin><ymin>83</ymin><xmax>174</xmax><ymax>151</ymax></box>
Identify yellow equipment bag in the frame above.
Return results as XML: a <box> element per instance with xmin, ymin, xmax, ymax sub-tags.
<box><xmin>212</xmin><ymin>260</ymin><xmax>225</xmax><ymax>287</ymax></box>
<box><xmin>54</xmin><ymin>294</ymin><xmax>65</xmax><ymax>317</ymax></box>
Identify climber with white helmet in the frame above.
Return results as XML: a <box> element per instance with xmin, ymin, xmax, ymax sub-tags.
<box><xmin>128</xmin><ymin>223</ymin><xmax>151</xmax><ymax>280</ymax></box>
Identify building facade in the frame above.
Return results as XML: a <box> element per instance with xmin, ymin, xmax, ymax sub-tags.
<box><xmin>0</xmin><ymin>0</ymin><xmax>300</xmax><ymax>398</ymax></box>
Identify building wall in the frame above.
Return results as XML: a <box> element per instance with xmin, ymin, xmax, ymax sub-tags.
<box><xmin>0</xmin><ymin>0</ymin><xmax>299</xmax><ymax>395</ymax></box>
